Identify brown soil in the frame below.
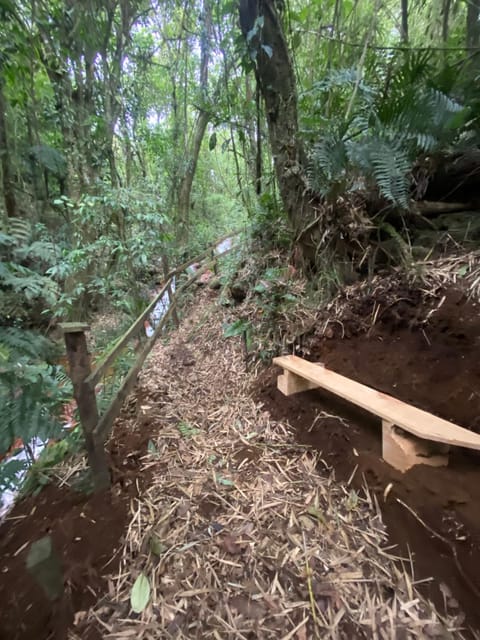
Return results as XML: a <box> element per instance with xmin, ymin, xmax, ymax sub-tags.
<box><xmin>255</xmin><ymin>286</ymin><xmax>480</xmax><ymax>637</ymax></box>
<box><xmin>0</xmin><ymin>414</ymin><xmax>151</xmax><ymax>640</ymax></box>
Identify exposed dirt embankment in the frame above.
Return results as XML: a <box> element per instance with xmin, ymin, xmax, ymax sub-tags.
<box><xmin>0</xmin><ymin>414</ymin><xmax>149</xmax><ymax>640</ymax></box>
<box><xmin>255</xmin><ymin>284</ymin><xmax>480</xmax><ymax>636</ymax></box>
<box><xmin>311</xmin><ymin>285</ymin><xmax>480</xmax><ymax>431</ymax></box>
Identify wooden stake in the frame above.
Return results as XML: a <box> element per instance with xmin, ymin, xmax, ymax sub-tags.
<box><xmin>277</xmin><ymin>370</ymin><xmax>320</xmax><ymax>396</ymax></box>
<box><xmin>162</xmin><ymin>254</ymin><xmax>179</xmax><ymax>328</ymax></box>
<box><xmin>382</xmin><ymin>421</ymin><xmax>449</xmax><ymax>473</ymax></box>
<box><xmin>211</xmin><ymin>249</ymin><xmax>218</xmax><ymax>275</ymax></box>
<box><xmin>60</xmin><ymin>324</ymin><xmax>110</xmax><ymax>490</ymax></box>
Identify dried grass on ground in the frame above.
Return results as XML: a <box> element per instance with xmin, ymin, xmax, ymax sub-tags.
<box><xmin>73</xmin><ymin>290</ymin><xmax>468</xmax><ymax>639</ymax></box>
<box><xmin>267</xmin><ymin>250</ymin><xmax>480</xmax><ymax>350</ymax></box>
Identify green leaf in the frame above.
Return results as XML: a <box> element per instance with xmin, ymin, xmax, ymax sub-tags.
<box><xmin>177</xmin><ymin>422</ymin><xmax>200</xmax><ymax>438</ymax></box>
<box><xmin>149</xmin><ymin>535</ymin><xmax>166</xmax><ymax>556</ymax></box>
<box><xmin>221</xmin><ymin>0</ymin><xmax>237</xmax><ymax>15</ymax></box>
<box><xmin>254</xmin><ymin>282</ymin><xmax>267</xmax><ymax>294</ymax></box>
<box><xmin>0</xmin><ymin>0</ymin><xmax>16</xmax><ymax>15</ymax></box>
<box><xmin>209</xmin><ymin>132</ymin><xmax>217</xmax><ymax>151</ymax></box>
<box><xmin>223</xmin><ymin>319</ymin><xmax>250</xmax><ymax>338</ymax></box>
<box><xmin>307</xmin><ymin>506</ymin><xmax>326</xmax><ymax>525</ymax></box>
<box><xmin>131</xmin><ymin>573</ymin><xmax>150</xmax><ymax>613</ymax></box>
<box><xmin>147</xmin><ymin>440</ymin><xmax>157</xmax><ymax>454</ymax></box>
<box><xmin>216</xmin><ymin>474</ymin><xmax>234</xmax><ymax>486</ymax></box>
<box><xmin>291</xmin><ymin>32</ymin><xmax>302</xmax><ymax>50</ymax></box>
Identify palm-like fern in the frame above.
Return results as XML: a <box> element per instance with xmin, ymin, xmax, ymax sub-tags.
<box><xmin>0</xmin><ymin>220</ymin><xmax>68</xmax><ymax>494</ymax></box>
<box><xmin>0</xmin><ymin>219</ymin><xmax>60</xmax><ymax>318</ymax></box>
<box><xmin>308</xmin><ymin>133</ymin><xmax>349</xmax><ymax>197</ymax></box>
<box><xmin>368</xmin><ymin>141</ymin><xmax>411</xmax><ymax>208</ymax></box>
<box><xmin>0</xmin><ymin>327</ymin><xmax>68</xmax><ymax>454</ymax></box>
<box><xmin>304</xmin><ymin>51</ymin><xmax>469</xmax><ymax>209</ymax></box>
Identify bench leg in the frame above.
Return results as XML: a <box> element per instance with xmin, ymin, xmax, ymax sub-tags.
<box><xmin>382</xmin><ymin>420</ymin><xmax>449</xmax><ymax>473</ymax></box>
<box><xmin>277</xmin><ymin>370</ymin><xmax>319</xmax><ymax>396</ymax></box>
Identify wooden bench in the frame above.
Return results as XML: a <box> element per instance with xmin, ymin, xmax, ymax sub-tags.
<box><xmin>273</xmin><ymin>355</ymin><xmax>480</xmax><ymax>472</ymax></box>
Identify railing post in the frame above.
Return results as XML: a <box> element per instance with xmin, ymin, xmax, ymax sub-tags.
<box><xmin>59</xmin><ymin>323</ymin><xmax>110</xmax><ymax>491</ymax></box>
<box><xmin>211</xmin><ymin>248</ymin><xmax>218</xmax><ymax>275</ymax></box>
<box><xmin>161</xmin><ymin>254</ymin><xmax>179</xmax><ymax>328</ymax></box>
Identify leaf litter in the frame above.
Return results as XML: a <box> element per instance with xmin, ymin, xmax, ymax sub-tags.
<box><xmin>71</xmin><ymin>289</ymin><xmax>471</xmax><ymax>639</ymax></box>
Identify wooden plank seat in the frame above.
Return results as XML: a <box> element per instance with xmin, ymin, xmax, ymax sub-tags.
<box><xmin>273</xmin><ymin>355</ymin><xmax>480</xmax><ymax>472</ymax></box>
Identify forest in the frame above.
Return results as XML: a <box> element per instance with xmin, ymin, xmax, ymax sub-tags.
<box><xmin>1</xmin><ymin>0</ymin><xmax>480</xmax><ymax>638</ymax></box>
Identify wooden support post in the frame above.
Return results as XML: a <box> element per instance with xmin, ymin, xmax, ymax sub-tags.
<box><xmin>278</xmin><ymin>369</ymin><xmax>320</xmax><ymax>396</ymax></box>
<box><xmin>382</xmin><ymin>420</ymin><xmax>449</xmax><ymax>473</ymax></box>
<box><xmin>60</xmin><ymin>323</ymin><xmax>110</xmax><ymax>491</ymax></box>
<box><xmin>162</xmin><ymin>254</ymin><xmax>179</xmax><ymax>328</ymax></box>
<box><xmin>211</xmin><ymin>249</ymin><xmax>218</xmax><ymax>275</ymax></box>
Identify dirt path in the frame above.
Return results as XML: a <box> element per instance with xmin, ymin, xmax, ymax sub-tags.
<box><xmin>73</xmin><ymin>289</ymin><xmax>467</xmax><ymax>639</ymax></box>
<box><xmin>0</xmin><ymin>287</ymin><xmax>474</xmax><ymax>639</ymax></box>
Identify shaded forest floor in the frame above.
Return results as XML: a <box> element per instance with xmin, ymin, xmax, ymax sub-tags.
<box><xmin>1</xmin><ymin>280</ymin><xmax>479</xmax><ymax>639</ymax></box>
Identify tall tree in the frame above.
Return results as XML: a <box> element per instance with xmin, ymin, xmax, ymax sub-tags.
<box><xmin>0</xmin><ymin>73</ymin><xmax>17</xmax><ymax>218</ymax></box>
<box><xmin>401</xmin><ymin>0</ymin><xmax>409</xmax><ymax>43</ymax></box>
<box><xmin>238</xmin><ymin>0</ymin><xmax>310</xmax><ymax>239</ymax></box>
<box><xmin>467</xmin><ymin>0</ymin><xmax>480</xmax><ymax>48</ymax></box>
<box><xmin>176</xmin><ymin>0</ymin><xmax>213</xmax><ymax>242</ymax></box>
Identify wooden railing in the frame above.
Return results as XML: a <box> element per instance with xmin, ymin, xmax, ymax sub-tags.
<box><xmin>59</xmin><ymin>232</ymin><xmax>239</xmax><ymax>490</ymax></box>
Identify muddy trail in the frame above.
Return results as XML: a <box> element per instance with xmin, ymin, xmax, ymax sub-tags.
<box><xmin>0</xmin><ymin>284</ymin><xmax>478</xmax><ymax>639</ymax></box>
<box><xmin>0</xmin><ymin>411</ymin><xmax>151</xmax><ymax>640</ymax></box>
<box><xmin>256</xmin><ymin>285</ymin><xmax>480</xmax><ymax>635</ymax></box>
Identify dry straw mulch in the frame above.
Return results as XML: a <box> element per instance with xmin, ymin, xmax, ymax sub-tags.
<box><xmin>271</xmin><ymin>249</ymin><xmax>480</xmax><ymax>350</ymax></box>
<box><xmin>75</xmin><ymin>290</ymin><xmax>469</xmax><ymax>639</ymax></box>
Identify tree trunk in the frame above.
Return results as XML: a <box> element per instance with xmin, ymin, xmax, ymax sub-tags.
<box><xmin>238</xmin><ymin>0</ymin><xmax>310</xmax><ymax>234</ymax></box>
<box><xmin>467</xmin><ymin>0</ymin><xmax>480</xmax><ymax>48</ymax></box>
<box><xmin>176</xmin><ymin>0</ymin><xmax>212</xmax><ymax>243</ymax></box>
<box><xmin>442</xmin><ymin>0</ymin><xmax>451</xmax><ymax>42</ymax></box>
<box><xmin>176</xmin><ymin>110</ymin><xmax>209</xmax><ymax>242</ymax></box>
<box><xmin>400</xmin><ymin>0</ymin><xmax>408</xmax><ymax>43</ymax></box>
<box><xmin>255</xmin><ymin>80</ymin><xmax>262</xmax><ymax>195</ymax></box>
<box><xmin>0</xmin><ymin>74</ymin><xmax>17</xmax><ymax>218</ymax></box>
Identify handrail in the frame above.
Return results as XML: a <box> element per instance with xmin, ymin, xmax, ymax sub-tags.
<box><xmin>86</xmin><ymin>231</ymin><xmax>240</xmax><ymax>389</ymax></box>
<box><xmin>94</xmin><ymin>301</ymin><xmax>176</xmax><ymax>440</ymax></box>
<box><xmin>169</xmin><ymin>230</ymin><xmax>240</xmax><ymax>278</ymax></box>
<box><xmin>61</xmin><ymin>230</ymin><xmax>241</xmax><ymax>489</ymax></box>
<box><xmin>93</xmin><ymin>252</ymin><xmax>226</xmax><ymax>441</ymax></box>
<box><xmin>86</xmin><ymin>278</ymin><xmax>172</xmax><ymax>389</ymax></box>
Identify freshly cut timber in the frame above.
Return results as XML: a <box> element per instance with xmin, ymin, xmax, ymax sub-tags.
<box><xmin>273</xmin><ymin>355</ymin><xmax>480</xmax><ymax>472</ymax></box>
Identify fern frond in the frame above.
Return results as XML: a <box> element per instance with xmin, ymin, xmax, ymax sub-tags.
<box><xmin>14</xmin><ymin>240</ymin><xmax>57</xmax><ymax>265</ymax></box>
<box><xmin>29</xmin><ymin>144</ymin><xmax>67</xmax><ymax>177</ymax></box>
<box><xmin>0</xmin><ymin>458</ymin><xmax>28</xmax><ymax>493</ymax></box>
<box><xmin>0</xmin><ymin>327</ymin><xmax>53</xmax><ymax>361</ymax></box>
<box><xmin>3</xmin><ymin>218</ymin><xmax>31</xmax><ymax>245</ymax></box>
<box><xmin>308</xmin><ymin>134</ymin><xmax>348</xmax><ymax>196</ymax></box>
<box><xmin>0</xmin><ymin>382</ymin><xmax>62</xmax><ymax>455</ymax></box>
<box><xmin>370</xmin><ymin>142</ymin><xmax>411</xmax><ymax>208</ymax></box>
<box><xmin>311</xmin><ymin>68</ymin><xmax>358</xmax><ymax>92</ymax></box>
<box><xmin>0</xmin><ymin>262</ymin><xmax>59</xmax><ymax>303</ymax></box>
